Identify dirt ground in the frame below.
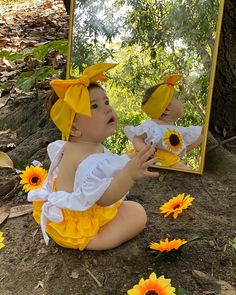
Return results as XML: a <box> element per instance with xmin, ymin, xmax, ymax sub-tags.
<box><xmin>0</xmin><ymin>167</ymin><xmax>236</xmax><ymax>294</ymax></box>
<box><xmin>0</xmin><ymin>1</ymin><xmax>236</xmax><ymax>294</ymax></box>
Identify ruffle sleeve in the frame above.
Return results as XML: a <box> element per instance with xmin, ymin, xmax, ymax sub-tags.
<box><xmin>178</xmin><ymin>126</ymin><xmax>202</xmax><ymax>146</ymax></box>
<box><xmin>30</xmin><ymin>153</ymin><xmax>130</xmax><ymax>212</ymax></box>
<box><xmin>47</xmin><ymin>140</ymin><xmax>66</xmax><ymax>162</ymax></box>
<box><xmin>124</xmin><ymin>121</ymin><xmax>162</xmax><ymax>146</ymax></box>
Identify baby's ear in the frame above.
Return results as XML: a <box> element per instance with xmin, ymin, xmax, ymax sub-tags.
<box><xmin>70</xmin><ymin>123</ymin><xmax>82</xmax><ymax>137</ymax></box>
<box><xmin>160</xmin><ymin>111</ymin><xmax>168</xmax><ymax>118</ymax></box>
<box><xmin>162</xmin><ymin>107</ymin><xmax>171</xmax><ymax>116</ymax></box>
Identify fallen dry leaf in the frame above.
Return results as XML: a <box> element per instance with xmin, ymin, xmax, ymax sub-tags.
<box><xmin>192</xmin><ymin>270</ymin><xmax>236</xmax><ymax>295</ymax></box>
<box><xmin>8</xmin><ymin>204</ymin><xmax>33</xmax><ymax>219</ymax></box>
<box><xmin>32</xmin><ymin>228</ymin><xmax>39</xmax><ymax>238</ymax></box>
<box><xmin>0</xmin><ymin>205</ymin><xmax>10</xmax><ymax>225</ymax></box>
<box><xmin>34</xmin><ymin>280</ymin><xmax>44</xmax><ymax>290</ymax></box>
<box><xmin>0</xmin><ymin>151</ymin><xmax>14</xmax><ymax>168</ymax></box>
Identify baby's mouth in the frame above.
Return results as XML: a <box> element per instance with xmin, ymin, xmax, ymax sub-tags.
<box><xmin>107</xmin><ymin>116</ymin><xmax>116</xmax><ymax>124</ymax></box>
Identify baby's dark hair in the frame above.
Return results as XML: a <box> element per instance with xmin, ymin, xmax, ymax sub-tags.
<box><xmin>46</xmin><ymin>83</ymin><xmax>102</xmax><ymax>117</ymax></box>
<box><xmin>142</xmin><ymin>83</ymin><xmax>163</xmax><ymax>106</ymax></box>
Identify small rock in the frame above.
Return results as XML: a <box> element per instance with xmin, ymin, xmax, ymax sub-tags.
<box><xmin>92</xmin><ymin>258</ymin><xmax>98</xmax><ymax>266</ymax></box>
<box><xmin>70</xmin><ymin>271</ymin><xmax>79</xmax><ymax>279</ymax></box>
<box><xmin>40</xmin><ymin>239</ymin><xmax>45</xmax><ymax>244</ymax></box>
<box><xmin>208</xmin><ymin>240</ymin><xmax>215</xmax><ymax>247</ymax></box>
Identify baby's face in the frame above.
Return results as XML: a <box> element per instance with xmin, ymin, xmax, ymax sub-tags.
<box><xmin>164</xmin><ymin>95</ymin><xmax>184</xmax><ymax>121</ymax></box>
<box><xmin>72</xmin><ymin>86</ymin><xmax>118</xmax><ymax>143</ymax></box>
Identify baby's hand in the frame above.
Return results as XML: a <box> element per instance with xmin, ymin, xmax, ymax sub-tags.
<box><xmin>124</xmin><ymin>145</ymin><xmax>160</xmax><ymax>181</ymax></box>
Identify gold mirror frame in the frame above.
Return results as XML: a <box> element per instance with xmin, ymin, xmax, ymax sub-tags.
<box><xmin>66</xmin><ymin>0</ymin><xmax>225</xmax><ymax>174</ymax></box>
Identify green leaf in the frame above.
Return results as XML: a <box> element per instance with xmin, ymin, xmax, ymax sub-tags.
<box><xmin>180</xmin><ymin>236</ymin><xmax>202</xmax><ymax>249</ymax></box>
<box><xmin>16</xmin><ymin>66</ymin><xmax>58</xmax><ymax>91</ymax></box>
<box><xmin>16</xmin><ymin>71</ymin><xmax>36</xmax><ymax>91</ymax></box>
<box><xmin>152</xmin><ymin>249</ymin><xmax>181</xmax><ymax>263</ymax></box>
<box><xmin>176</xmin><ymin>287</ymin><xmax>190</xmax><ymax>295</ymax></box>
<box><xmin>8</xmin><ymin>53</ymin><xmax>25</xmax><ymax>61</ymax></box>
<box><xmin>13</xmin><ymin>160</ymin><xmax>27</xmax><ymax>171</ymax></box>
<box><xmin>31</xmin><ymin>40</ymin><xmax>68</xmax><ymax>60</ymax></box>
<box><xmin>0</xmin><ymin>50</ymin><xmax>10</xmax><ymax>58</ymax></box>
<box><xmin>34</xmin><ymin>66</ymin><xmax>58</xmax><ymax>81</ymax></box>
<box><xmin>31</xmin><ymin>44</ymin><xmax>50</xmax><ymax>60</ymax></box>
<box><xmin>48</xmin><ymin>40</ymin><xmax>68</xmax><ymax>55</ymax></box>
<box><xmin>229</xmin><ymin>237</ymin><xmax>236</xmax><ymax>250</ymax></box>
<box><xmin>0</xmin><ymin>50</ymin><xmax>24</xmax><ymax>61</ymax></box>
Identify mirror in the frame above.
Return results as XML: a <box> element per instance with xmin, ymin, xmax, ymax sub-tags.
<box><xmin>67</xmin><ymin>0</ymin><xmax>225</xmax><ymax>174</ymax></box>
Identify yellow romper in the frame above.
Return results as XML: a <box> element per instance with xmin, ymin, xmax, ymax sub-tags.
<box><xmin>32</xmin><ymin>199</ymin><xmax>121</xmax><ymax>250</ymax></box>
<box><xmin>28</xmin><ymin>140</ymin><xmax>130</xmax><ymax>250</ymax></box>
<box><xmin>124</xmin><ymin>121</ymin><xmax>202</xmax><ymax>167</ymax></box>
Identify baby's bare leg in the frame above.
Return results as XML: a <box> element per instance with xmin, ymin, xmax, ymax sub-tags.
<box><xmin>86</xmin><ymin>201</ymin><xmax>147</xmax><ymax>250</ymax></box>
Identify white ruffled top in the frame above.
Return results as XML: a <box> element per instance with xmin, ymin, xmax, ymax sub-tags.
<box><xmin>124</xmin><ymin>120</ymin><xmax>202</xmax><ymax>155</ymax></box>
<box><xmin>28</xmin><ymin>140</ymin><xmax>130</xmax><ymax>244</ymax></box>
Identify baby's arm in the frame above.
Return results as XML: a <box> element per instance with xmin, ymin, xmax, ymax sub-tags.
<box><xmin>132</xmin><ymin>134</ymin><xmax>147</xmax><ymax>151</ymax></box>
<box><xmin>97</xmin><ymin>145</ymin><xmax>159</xmax><ymax>206</ymax></box>
<box><xmin>186</xmin><ymin>127</ymin><xmax>203</xmax><ymax>151</ymax></box>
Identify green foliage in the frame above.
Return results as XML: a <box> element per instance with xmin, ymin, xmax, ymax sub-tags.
<box><xmin>31</xmin><ymin>40</ymin><xmax>68</xmax><ymax>60</ymax></box>
<box><xmin>0</xmin><ymin>40</ymin><xmax>68</xmax><ymax>61</ymax></box>
<box><xmin>1</xmin><ymin>40</ymin><xmax>68</xmax><ymax>90</ymax></box>
<box><xmin>151</xmin><ymin>236</ymin><xmax>202</xmax><ymax>263</ymax></box>
<box><xmin>0</xmin><ymin>49</ymin><xmax>24</xmax><ymax>61</ymax></box>
<box><xmin>16</xmin><ymin>66</ymin><xmax>58</xmax><ymax>91</ymax></box>
<box><xmin>229</xmin><ymin>237</ymin><xmax>236</xmax><ymax>251</ymax></box>
<box><xmin>176</xmin><ymin>288</ymin><xmax>190</xmax><ymax>295</ymax></box>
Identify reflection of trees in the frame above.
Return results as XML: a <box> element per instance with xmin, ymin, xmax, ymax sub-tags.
<box><xmin>71</xmin><ymin>0</ymin><xmax>219</xmax><ymax>108</ymax></box>
<box><xmin>116</xmin><ymin>0</ymin><xmax>219</xmax><ymax>117</ymax></box>
<box><xmin>70</xmin><ymin>0</ymin><xmax>220</xmax><ymax>170</ymax></box>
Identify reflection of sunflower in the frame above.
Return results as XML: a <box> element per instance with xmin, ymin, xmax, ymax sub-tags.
<box><xmin>163</xmin><ymin>129</ymin><xmax>184</xmax><ymax>153</ymax></box>
<box><xmin>19</xmin><ymin>165</ymin><xmax>47</xmax><ymax>192</ymax></box>
<box><xmin>127</xmin><ymin>272</ymin><xmax>176</xmax><ymax>295</ymax></box>
<box><xmin>150</xmin><ymin>238</ymin><xmax>187</xmax><ymax>252</ymax></box>
<box><xmin>0</xmin><ymin>232</ymin><xmax>5</xmax><ymax>249</ymax></box>
<box><xmin>160</xmin><ymin>193</ymin><xmax>194</xmax><ymax>219</ymax></box>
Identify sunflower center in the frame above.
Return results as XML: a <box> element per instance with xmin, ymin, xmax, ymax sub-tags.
<box><xmin>145</xmin><ymin>291</ymin><xmax>159</xmax><ymax>295</ymax></box>
<box><xmin>173</xmin><ymin>204</ymin><xmax>180</xmax><ymax>210</ymax></box>
<box><xmin>31</xmin><ymin>176</ymin><xmax>39</xmax><ymax>184</ymax></box>
<box><xmin>169</xmin><ymin>134</ymin><xmax>180</xmax><ymax>146</ymax></box>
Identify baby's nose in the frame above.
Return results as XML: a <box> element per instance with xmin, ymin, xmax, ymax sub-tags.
<box><xmin>104</xmin><ymin>104</ymin><xmax>112</xmax><ymax>113</ymax></box>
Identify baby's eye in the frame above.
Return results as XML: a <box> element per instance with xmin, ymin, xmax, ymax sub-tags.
<box><xmin>105</xmin><ymin>100</ymin><xmax>109</xmax><ymax>105</ymax></box>
<box><xmin>91</xmin><ymin>103</ymin><xmax>98</xmax><ymax>109</ymax></box>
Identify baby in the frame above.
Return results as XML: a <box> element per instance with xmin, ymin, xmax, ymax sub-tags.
<box><xmin>27</xmin><ymin>63</ymin><xmax>159</xmax><ymax>251</ymax></box>
<box><xmin>124</xmin><ymin>74</ymin><xmax>203</xmax><ymax>169</ymax></box>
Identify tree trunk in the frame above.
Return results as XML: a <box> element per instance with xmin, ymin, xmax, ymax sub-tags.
<box><xmin>62</xmin><ymin>0</ymin><xmax>70</xmax><ymax>15</ymax></box>
<box><xmin>209</xmin><ymin>0</ymin><xmax>236</xmax><ymax>138</ymax></box>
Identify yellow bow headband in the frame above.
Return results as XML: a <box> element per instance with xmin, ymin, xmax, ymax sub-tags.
<box><xmin>50</xmin><ymin>63</ymin><xmax>117</xmax><ymax>140</ymax></box>
<box><xmin>142</xmin><ymin>74</ymin><xmax>182</xmax><ymax>119</ymax></box>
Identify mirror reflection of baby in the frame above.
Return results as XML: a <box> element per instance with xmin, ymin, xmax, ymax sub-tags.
<box><xmin>124</xmin><ymin>74</ymin><xmax>203</xmax><ymax>169</ymax></box>
<box><xmin>27</xmin><ymin>63</ymin><xmax>159</xmax><ymax>251</ymax></box>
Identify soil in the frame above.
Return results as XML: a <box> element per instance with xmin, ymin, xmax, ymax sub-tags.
<box><xmin>0</xmin><ymin>1</ymin><xmax>236</xmax><ymax>295</ymax></box>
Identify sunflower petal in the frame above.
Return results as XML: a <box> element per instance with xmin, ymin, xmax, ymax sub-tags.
<box><xmin>127</xmin><ymin>272</ymin><xmax>176</xmax><ymax>294</ymax></box>
<box><xmin>160</xmin><ymin>193</ymin><xmax>194</xmax><ymax>218</ymax></box>
<box><xmin>19</xmin><ymin>165</ymin><xmax>47</xmax><ymax>192</ymax></box>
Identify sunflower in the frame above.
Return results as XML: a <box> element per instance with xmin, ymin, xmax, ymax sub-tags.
<box><xmin>0</xmin><ymin>232</ymin><xmax>5</xmax><ymax>249</ymax></box>
<box><xmin>127</xmin><ymin>272</ymin><xmax>175</xmax><ymax>295</ymax></box>
<box><xmin>19</xmin><ymin>165</ymin><xmax>47</xmax><ymax>192</ymax></box>
<box><xmin>163</xmin><ymin>129</ymin><xmax>184</xmax><ymax>153</ymax></box>
<box><xmin>160</xmin><ymin>193</ymin><xmax>194</xmax><ymax>219</ymax></box>
<box><xmin>150</xmin><ymin>238</ymin><xmax>187</xmax><ymax>252</ymax></box>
